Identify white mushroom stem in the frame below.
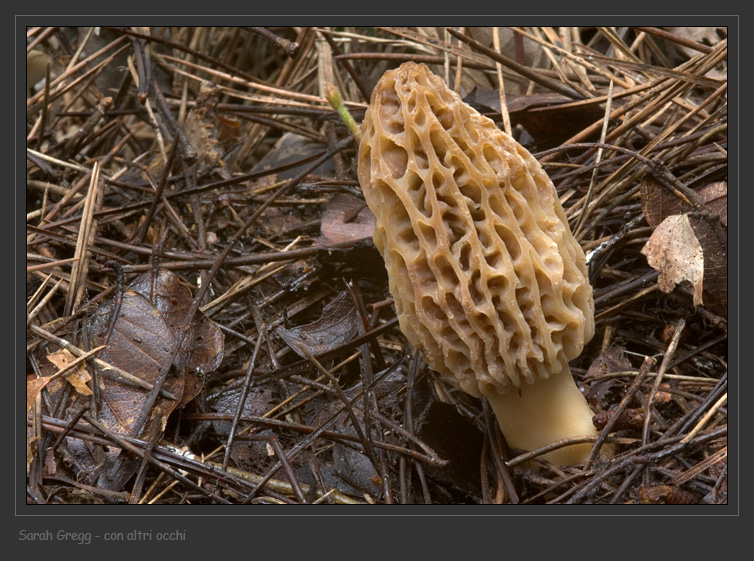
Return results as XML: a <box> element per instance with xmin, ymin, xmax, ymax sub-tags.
<box><xmin>482</xmin><ymin>367</ymin><xmax>600</xmax><ymax>466</ymax></box>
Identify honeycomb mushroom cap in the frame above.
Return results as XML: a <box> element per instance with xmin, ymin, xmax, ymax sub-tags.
<box><xmin>358</xmin><ymin>62</ymin><xmax>594</xmax><ymax>400</ymax></box>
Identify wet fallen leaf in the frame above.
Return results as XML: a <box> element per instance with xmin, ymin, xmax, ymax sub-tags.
<box><xmin>128</xmin><ymin>270</ymin><xmax>224</xmax><ymax>375</ymax></box>
<box><xmin>641</xmin><ymin>175</ymin><xmax>727</xmax><ymax>228</ymax></box>
<box><xmin>86</xmin><ymin>288</ymin><xmax>182</xmax><ymax>436</ymax></box>
<box><xmin>210</xmin><ymin>385</ymin><xmax>277</xmax><ymax>468</ymax></box>
<box><xmin>414</xmin><ymin>399</ymin><xmax>483</xmax><ymax>498</ymax></box>
<box><xmin>276</xmin><ymin>292</ymin><xmax>360</xmax><ymax>357</ymax></box>
<box><xmin>641</xmin><ymin>214</ymin><xmax>704</xmax><ymax>306</ymax></box>
<box><xmin>697</xmin><ymin>181</ymin><xmax>727</xmax><ymax>228</ymax></box>
<box><xmin>688</xmin><ymin>214</ymin><xmax>727</xmax><ymax>315</ymax></box>
<box><xmin>249</xmin><ymin>132</ymin><xmax>335</xmax><ymax>179</ymax></box>
<box><xmin>317</xmin><ymin>193</ymin><xmax>375</xmax><ymax>246</ymax></box>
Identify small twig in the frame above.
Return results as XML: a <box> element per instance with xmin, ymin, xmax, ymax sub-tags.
<box><xmin>679</xmin><ymin>393</ymin><xmax>727</xmax><ymax>445</ymax></box>
<box><xmin>49</xmin><ymin>402</ymin><xmax>91</xmax><ymax>454</ymax></box>
<box><xmin>506</xmin><ymin>435</ymin><xmax>602</xmax><ymax>468</ymax></box>
<box><xmin>268</xmin><ymin>436</ymin><xmax>308</xmax><ymax>503</ymax></box>
<box><xmin>319</xmin><ymin>30</ymin><xmax>371</xmax><ymax>102</ymax></box>
<box><xmin>128</xmin><ymin>416</ymin><xmax>163</xmax><ymax>504</ymax></box>
<box><xmin>64</xmin><ymin>162</ymin><xmax>102</xmax><ymax>316</ymax></box>
<box><xmin>27</xmin><ymin>278</ymin><xmax>64</xmax><ymax>326</ymax></box>
<box><xmin>244</xmin><ymin>27</ymin><xmax>299</xmax><ymax>57</ymax></box>
<box><xmin>641</xmin><ymin>319</ymin><xmax>686</xmax><ymax>447</ymax></box>
<box><xmin>222</xmin><ymin>327</ymin><xmax>264</xmax><ymax>470</ymax></box>
<box><xmin>149</xmin><ymin>73</ymin><xmax>197</xmax><ymax>164</ymax></box>
<box><xmin>291</xmin><ymin>342</ymin><xmax>378</xmax><ymax>468</ymax></box>
<box><xmin>633</xmin><ymin>27</ymin><xmax>714</xmax><ymax>54</ymax></box>
<box><xmin>101</xmin><ymin>261</ymin><xmax>125</xmax><ymax>347</ymax></box>
<box><xmin>128</xmin><ymin>140</ymin><xmax>179</xmax><ymax>245</ymax></box>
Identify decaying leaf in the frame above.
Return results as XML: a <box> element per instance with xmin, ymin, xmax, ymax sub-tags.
<box><xmin>183</xmin><ymin>80</ymin><xmax>239</xmax><ymax>178</ymax></box>
<box><xmin>696</xmin><ymin>181</ymin><xmax>727</xmax><ymax>228</ymax></box>
<box><xmin>276</xmin><ymin>292</ymin><xmax>360</xmax><ymax>357</ymax></box>
<box><xmin>641</xmin><ymin>214</ymin><xmax>704</xmax><ymax>305</ymax></box>
<box><xmin>128</xmin><ymin>270</ymin><xmax>225</xmax><ymax>375</ymax></box>
<box><xmin>583</xmin><ymin>345</ymin><xmax>634</xmax><ymax>410</ymax></box>
<box><xmin>641</xmin><ymin>175</ymin><xmax>686</xmax><ymax>229</ymax></box>
<box><xmin>82</xmin><ymin>270</ymin><xmax>224</xmax><ymax>439</ymax></box>
<box><xmin>640</xmin><ymin>176</ymin><xmax>727</xmax><ymax>314</ymax></box>
<box><xmin>688</xmin><ymin>214</ymin><xmax>727</xmax><ymax>315</ymax></box>
<box><xmin>26</xmin><ymin>376</ymin><xmax>52</xmax><ymax>419</ymax></box>
<box><xmin>210</xmin><ymin>385</ymin><xmax>277</xmax><ymax>468</ymax></box>
<box><xmin>317</xmin><ymin>193</ymin><xmax>375</xmax><ymax>246</ymax></box>
<box><xmin>463</xmin><ymin>88</ymin><xmax>604</xmax><ymax>149</ymax></box>
<box><xmin>641</xmin><ymin>175</ymin><xmax>727</xmax><ymax>229</ymax></box>
<box><xmin>249</xmin><ymin>132</ymin><xmax>335</xmax><ymax>179</ymax></box>
<box><xmin>46</xmin><ymin>348</ymin><xmax>93</xmax><ymax>396</ymax></box>
<box><xmin>87</xmin><ymin>288</ymin><xmax>182</xmax><ymax>436</ymax></box>
<box><xmin>640</xmin><ymin>484</ymin><xmax>699</xmax><ymax>505</ymax></box>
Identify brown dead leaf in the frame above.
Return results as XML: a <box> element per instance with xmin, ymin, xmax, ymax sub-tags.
<box><xmin>641</xmin><ymin>177</ymin><xmax>727</xmax><ymax>314</ymax></box>
<box><xmin>276</xmin><ymin>292</ymin><xmax>360</xmax><ymax>357</ymax></box>
<box><xmin>27</xmin><ymin>376</ymin><xmax>52</xmax><ymax>419</ymax></box>
<box><xmin>317</xmin><ymin>193</ymin><xmax>375</xmax><ymax>246</ymax></box>
<box><xmin>83</xmin><ymin>270</ymin><xmax>225</xmax><ymax>438</ymax></box>
<box><xmin>697</xmin><ymin>181</ymin><xmax>727</xmax><ymax>228</ymax></box>
<box><xmin>249</xmin><ymin>132</ymin><xmax>335</xmax><ymax>179</ymax></box>
<box><xmin>641</xmin><ymin>175</ymin><xmax>686</xmax><ymax>229</ymax></box>
<box><xmin>641</xmin><ymin>214</ymin><xmax>704</xmax><ymax>305</ymax></box>
<box><xmin>464</xmin><ymin>88</ymin><xmax>604</xmax><ymax>149</ymax></box>
<box><xmin>58</xmin><ymin>269</ymin><xmax>223</xmax><ymax>491</ymax></box>
<box><xmin>688</xmin><ymin>214</ymin><xmax>727</xmax><ymax>315</ymax></box>
<box><xmin>86</xmin><ymin>289</ymin><xmax>182</xmax><ymax>437</ymax></box>
<box><xmin>211</xmin><ymin>385</ymin><xmax>278</xmax><ymax>467</ymax></box>
<box><xmin>640</xmin><ymin>176</ymin><xmax>727</xmax><ymax>229</ymax></box>
<box><xmin>128</xmin><ymin>270</ymin><xmax>225</xmax><ymax>375</ymax></box>
<box><xmin>46</xmin><ymin>348</ymin><xmax>93</xmax><ymax>396</ymax></box>
<box><xmin>183</xmin><ymin>81</ymin><xmax>239</xmax><ymax>177</ymax></box>
<box><xmin>584</xmin><ymin>345</ymin><xmax>634</xmax><ymax>410</ymax></box>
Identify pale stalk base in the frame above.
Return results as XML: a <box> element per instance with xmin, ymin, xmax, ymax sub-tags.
<box><xmin>483</xmin><ymin>368</ymin><xmax>601</xmax><ymax>466</ymax></box>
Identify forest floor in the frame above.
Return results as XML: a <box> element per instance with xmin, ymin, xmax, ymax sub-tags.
<box><xmin>25</xmin><ymin>26</ymin><xmax>728</xmax><ymax>505</ymax></box>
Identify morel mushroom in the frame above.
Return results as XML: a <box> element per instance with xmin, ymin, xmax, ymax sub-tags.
<box><xmin>358</xmin><ymin>62</ymin><xmax>600</xmax><ymax>466</ymax></box>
